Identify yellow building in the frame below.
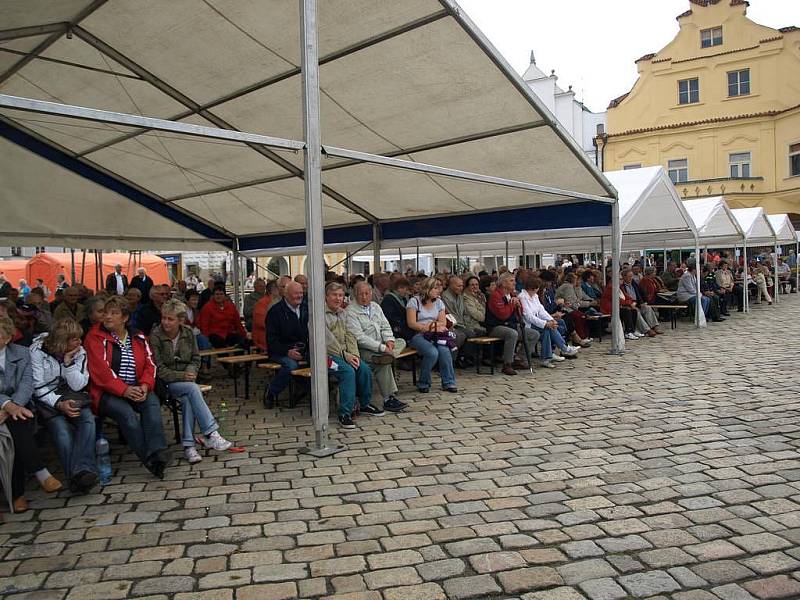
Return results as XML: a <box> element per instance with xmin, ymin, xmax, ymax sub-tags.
<box><xmin>598</xmin><ymin>0</ymin><xmax>800</xmax><ymax>221</ymax></box>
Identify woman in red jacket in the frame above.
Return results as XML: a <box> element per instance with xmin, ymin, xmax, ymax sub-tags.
<box><xmin>600</xmin><ymin>280</ymin><xmax>638</xmax><ymax>340</ymax></box>
<box><xmin>197</xmin><ymin>286</ymin><xmax>248</xmax><ymax>348</ymax></box>
<box><xmin>84</xmin><ymin>296</ymin><xmax>169</xmax><ymax>479</ymax></box>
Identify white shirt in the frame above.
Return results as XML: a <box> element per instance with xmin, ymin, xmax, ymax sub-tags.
<box><xmin>115</xmin><ymin>272</ymin><xmax>125</xmax><ymax>295</ymax></box>
<box><xmin>518</xmin><ymin>290</ymin><xmax>553</xmax><ymax>330</ymax></box>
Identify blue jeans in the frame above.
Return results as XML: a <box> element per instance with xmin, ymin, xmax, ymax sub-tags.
<box><xmin>530</xmin><ymin>325</ymin><xmax>568</xmax><ymax>361</ymax></box>
<box><xmin>167</xmin><ymin>381</ymin><xmax>218</xmax><ymax>447</ymax></box>
<box><xmin>409</xmin><ymin>334</ymin><xmax>456</xmax><ymax>391</ymax></box>
<box><xmin>686</xmin><ymin>295</ymin><xmax>711</xmax><ymax>315</ymax></box>
<box><xmin>268</xmin><ymin>355</ymin><xmax>301</xmax><ymax>397</ymax></box>
<box><xmin>45</xmin><ymin>407</ymin><xmax>97</xmax><ymax>478</ymax></box>
<box><xmin>196</xmin><ymin>333</ymin><xmax>212</xmax><ymax>368</ymax></box>
<box><xmin>329</xmin><ymin>355</ymin><xmax>373</xmax><ymax>417</ymax></box>
<box><xmin>99</xmin><ymin>392</ymin><xmax>167</xmax><ymax>464</ymax></box>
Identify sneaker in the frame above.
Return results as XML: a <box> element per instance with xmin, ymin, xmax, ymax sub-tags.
<box><xmin>205</xmin><ymin>431</ymin><xmax>233</xmax><ymax>451</ymax></box>
<box><xmin>625</xmin><ymin>332</ymin><xmax>638</xmax><ymax>340</ymax></box>
<box><xmin>634</xmin><ymin>332</ymin><xmax>646</xmax><ymax>338</ymax></box>
<box><xmin>339</xmin><ymin>414</ymin><xmax>356</xmax><ymax>429</ymax></box>
<box><xmin>579</xmin><ymin>338</ymin><xmax>592</xmax><ymax>347</ymax></box>
<box><xmin>539</xmin><ymin>360</ymin><xmax>556</xmax><ymax>368</ymax></box>
<box><xmin>361</xmin><ymin>404</ymin><xmax>386</xmax><ymax>417</ymax></box>
<box><xmin>551</xmin><ymin>354</ymin><xmax>566</xmax><ymax>362</ymax></box>
<box><xmin>563</xmin><ymin>346</ymin><xmax>580</xmax><ymax>357</ymax></box>
<box><xmin>184</xmin><ymin>447</ymin><xmax>203</xmax><ymax>464</ymax></box>
<box><xmin>383</xmin><ymin>397</ymin><xmax>407</xmax><ymax>413</ymax></box>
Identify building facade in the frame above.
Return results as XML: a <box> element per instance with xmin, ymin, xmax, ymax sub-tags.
<box><xmin>523</xmin><ymin>52</ymin><xmax>606</xmax><ymax>165</ymax></box>
<box><xmin>598</xmin><ymin>0</ymin><xmax>800</xmax><ymax>220</ymax></box>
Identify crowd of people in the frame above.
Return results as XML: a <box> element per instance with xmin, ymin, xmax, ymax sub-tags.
<box><xmin>0</xmin><ymin>249</ymin><xmax>792</xmax><ymax>516</ymax></box>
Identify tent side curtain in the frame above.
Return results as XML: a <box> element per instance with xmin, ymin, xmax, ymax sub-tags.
<box><xmin>237</xmin><ymin>201</ymin><xmax>612</xmax><ymax>253</ymax></box>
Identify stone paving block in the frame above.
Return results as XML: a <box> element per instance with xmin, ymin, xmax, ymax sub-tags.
<box><xmin>382</xmin><ymin>583</ymin><xmax>446</xmax><ymax>600</ymax></box>
<box><xmin>711</xmin><ymin>583</ymin><xmax>760</xmax><ymax>599</ymax></box>
<box><xmin>578</xmin><ymin>577</ymin><xmax>627</xmax><ymax>600</ymax></box>
<box><xmin>638</xmin><ymin>547</ymin><xmax>697</xmax><ymax>568</ymax></box>
<box><xmin>557</xmin><ymin>558</ymin><xmax>617</xmax><ymax>585</ymax></box>
<box><xmin>690</xmin><ymin>559</ymin><xmax>755</xmax><ymax>585</ymax></box>
<box><xmin>310</xmin><ymin>556</ymin><xmax>366</xmax><ymax>577</ymax></box>
<box><xmin>444</xmin><ymin>537</ymin><xmax>501</xmax><ymax>557</ymax></box>
<box><xmin>417</xmin><ymin>558</ymin><xmax>466</xmax><ymax>581</ymax></box>
<box><xmin>252</xmin><ymin>564</ymin><xmax>308</xmax><ymax>583</ymax></box>
<box><xmin>131</xmin><ymin>576</ymin><xmax>195</xmax><ymax>596</ymax></box>
<box><xmin>468</xmin><ymin>551</ymin><xmax>526</xmax><ymax>573</ymax></box>
<box><xmin>742</xmin><ymin>574</ymin><xmax>800</xmax><ymax>599</ymax></box>
<box><xmin>237</xmin><ymin>582</ymin><xmax>297</xmax><ymax>600</ymax></box>
<box><xmin>741</xmin><ymin>551</ymin><xmax>800</xmax><ymax>575</ymax></box>
<box><xmin>64</xmin><ymin>580</ymin><xmax>131</xmax><ymax>600</ymax></box>
<box><xmin>729</xmin><ymin>533</ymin><xmax>792</xmax><ymax>553</ymax></box>
<box><xmin>617</xmin><ymin>570</ymin><xmax>681</xmax><ymax>597</ymax></box>
<box><xmin>363</xmin><ymin>567</ymin><xmax>422</xmax><ymax>589</ymax></box>
<box><xmin>521</xmin><ymin>586</ymin><xmax>586</xmax><ymax>600</ymax></box>
<box><xmin>497</xmin><ymin>566</ymin><xmax>563</xmax><ymax>593</ymax></box>
<box><xmin>443</xmin><ymin>574</ymin><xmax>502</xmax><ymax>599</ymax></box>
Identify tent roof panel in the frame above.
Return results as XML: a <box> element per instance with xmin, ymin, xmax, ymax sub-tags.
<box><xmin>766</xmin><ymin>214</ymin><xmax>796</xmax><ymax>243</ymax></box>
<box><xmin>2</xmin><ymin>1</ymin><xmax>92</xmax><ymax>30</ymax></box>
<box><xmin>732</xmin><ymin>207</ymin><xmax>775</xmax><ymax>242</ymax></box>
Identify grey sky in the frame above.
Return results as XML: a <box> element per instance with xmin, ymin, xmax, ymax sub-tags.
<box><xmin>457</xmin><ymin>0</ymin><xmax>800</xmax><ymax>113</ymax></box>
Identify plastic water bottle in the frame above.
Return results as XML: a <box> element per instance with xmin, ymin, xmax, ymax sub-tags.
<box><xmin>218</xmin><ymin>400</ymin><xmax>228</xmax><ymax>437</ymax></box>
<box><xmin>96</xmin><ymin>437</ymin><xmax>112</xmax><ymax>485</ymax></box>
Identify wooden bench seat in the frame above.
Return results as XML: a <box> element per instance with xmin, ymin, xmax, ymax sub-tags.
<box><xmin>649</xmin><ymin>304</ymin><xmax>688</xmax><ymax>329</ymax></box>
<box><xmin>394</xmin><ymin>347</ymin><xmax>418</xmax><ymax>386</ymax></box>
<box><xmin>198</xmin><ymin>346</ymin><xmax>243</xmax><ymax>358</ymax></box>
<box><xmin>218</xmin><ymin>353</ymin><xmax>268</xmax><ymax>399</ymax></box>
<box><xmin>465</xmin><ymin>336</ymin><xmax>503</xmax><ymax>375</ymax></box>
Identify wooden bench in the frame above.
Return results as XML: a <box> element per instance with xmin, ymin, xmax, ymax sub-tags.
<box><xmin>649</xmin><ymin>304</ymin><xmax>688</xmax><ymax>329</ymax></box>
<box><xmin>465</xmin><ymin>336</ymin><xmax>503</xmax><ymax>375</ymax></box>
<box><xmin>162</xmin><ymin>383</ymin><xmax>214</xmax><ymax>444</ymax></box>
<box><xmin>198</xmin><ymin>346</ymin><xmax>243</xmax><ymax>358</ymax></box>
<box><xmin>218</xmin><ymin>353</ymin><xmax>268</xmax><ymax>399</ymax></box>
<box><xmin>393</xmin><ymin>347</ymin><xmax>418</xmax><ymax>387</ymax></box>
<box><xmin>585</xmin><ymin>313</ymin><xmax>611</xmax><ymax>342</ymax></box>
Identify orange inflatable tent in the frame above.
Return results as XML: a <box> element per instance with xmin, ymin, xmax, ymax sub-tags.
<box><xmin>27</xmin><ymin>253</ymin><xmax>170</xmax><ymax>299</ymax></box>
<box><xmin>0</xmin><ymin>260</ymin><xmax>29</xmax><ymax>290</ymax></box>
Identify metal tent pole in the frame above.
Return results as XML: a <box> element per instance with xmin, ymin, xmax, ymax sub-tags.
<box><xmin>774</xmin><ymin>243</ymin><xmax>780</xmax><ymax>304</ymax></box>
<box><xmin>456</xmin><ymin>244</ymin><xmax>460</xmax><ymax>272</ymax></box>
<box><xmin>70</xmin><ymin>248</ymin><xmax>76</xmax><ymax>286</ymax></box>
<box><xmin>695</xmin><ymin>237</ymin><xmax>701</xmax><ymax>327</ymax></box>
<box><xmin>299</xmin><ymin>0</ymin><xmax>341</xmax><ymax>458</ymax></box>
<box><xmin>521</xmin><ymin>240</ymin><xmax>527</xmax><ymax>268</ymax></box>
<box><xmin>372</xmin><ymin>223</ymin><xmax>381</xmax><ymax>275</ymax></box>
<box><xmin>416</xmin><ymin>245</ymin><xmax>420</xmax><ymax>274</ymax></box>
<box><xmin>600</xmin><ymin>237</ymin><xmax>606</xmax><ymax>285</ymax></box>
<box><xmin>505</xmin><ymin>240</ymin><xmax>509</xmax><ymax>269</ymax></box>
<box><xmin>232</xmin><ymin>242</ymin><xmax>242</xmax><ymax>313</ymax></box>
<box><xmin>743</xmin><ymin>243</ymin><xmax>748</xmax><ymax>312</ymax></box>
<box><xmin>398</xmin><ymin>247</ymin><xmax>403</xmax><ymax>273</ymax></box>
<box><xmin>610</xmin><ymin>204</ymin><xmax>623</xmax><ymax>354</ymax></box>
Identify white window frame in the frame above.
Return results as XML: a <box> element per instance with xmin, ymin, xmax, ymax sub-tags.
<box><xmin>790</xmin><ymin>143</ymin><xmax>800</xmax><ymax>177</ymax></box>
<box><xmin>668</xmin><ymin>159</ymin><xmax>689</xmax><ymax>184</ymax></box>
<box><xmin>701</xmin><ymin>27</ymin><xmax>723</xmax><ymax>48</ymax></box>
<box><xmin>728</xmin><ymin>69</ymin><xmax>750</xmax><ymax>97</ymax></box>
<box><xmin>623</xmin><ymin>163</ymin><xmax>642</xmax><ymax>170</ymax></box>
<box><xmin>678</xmin><ymin>78</ymin><xmax>700</xmax><ymax>105</ymax></box>
<box><xmin>729</xmin><ymin>152</ymin><xmax>751</xmax><ymax>178</ymax></box>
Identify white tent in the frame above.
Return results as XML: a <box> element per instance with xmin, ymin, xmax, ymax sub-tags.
<box><xmin>0</xmin><ymin>1</ymin><xmax>623</xmax><ymax>455</ymax></box>
<box><xmin>683</xmin><ymin>197</ymin><xmax>744</xmax><ymax>246</ymax></box>
<box><xmin>767</xmin><ymin>214</ymin><xmax>797</xmax><ymax>244</ymax></box>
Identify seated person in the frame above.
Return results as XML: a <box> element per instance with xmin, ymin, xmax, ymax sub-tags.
<box><xmin>676</xmin><ymin>261</ymin><xmax>712</xmax><ymax>319</ymax></box>
<box><xmin>264</xmin><ymin>282</ymin><xmax>308</xmax><ymax>408</ymax></box>
<box><xmin>714</xmin><ymin>261</ymin><xmax>739</xmax><ymax>313</ymax></box>
<box><xmin>125</xmin><ymin>288</ymin><xmax>143</xmax><ymax>330</ymax></box>
<box><xmin>484</xmin><ymin>274</ymin><xmax>538</xmax><ymax>375</ymax></box>
<box><xmin>85</xmin><ymin>296</ymin><xmax>170</xmax><ymax>479</ymax></box>
<box><xmin>580</xmin><ymin>270</ymin><xmax>601</xmax><ymax>301</ymax></box>
<box><xmin>540</xmin><ymin>272</ymin><xmax>590</xmax><ymax>348</ymax></box>
<box><xmin>0</xmin><ymin>315</ymin><xmax>62</xmax><ymax>513</ymax></box>
<box><xmin>753</xmin><ymin>264</ymin><xmax>773</xmax><ymax>305</ymax></box>
<box><xmin>52</xmin><ymin>286</ymin><xmax>86</xmax><ymax>322</ymax></box>
<box><xmin>150</xmin><ymin>299</ymin><xmax>232</xmax><ymax>463</ymax></box>
<box><xmin>441</xmin><ymin>275</ymin><xmax>481</xmax><ymax>368</ymax></box>
<box><xmin>243</xmin><ymin>278</ymin><xmax>267</xmax><ymax>331</ymax></box>
<box><xmin>345</xmin><ymin>281</ymin><xmax>407</xmax><ymax>413</ymax></box>
<box><xmin>380</xmin><ymin>278</ymin><xmax>413</xmax><ymax>342</ymax></box>
<box><xmin>80</xmin><ymin>296</ymin><xmax>106</xmax><ymax>338</ymax></box>
<box><xmin>661</xmin><ymin>262</ymin><xmax>679</xmax><ymax>292</ymax></box>
<box><xmin>621</xmin><ymin>269</ymin><xmax>662</xmax><ymax>336</ymax></box>
<box><xmin>702</xmin><ymin>265</ymin><xmax>727</xmax><ymax>319</ymax></box>
<box><xmin>519</xmin><ymin>276</ymin><xmax>577</xmax><ymax>368</ymax></box>
<box><xmin>462</xmin><ymin>276</ymin><xmax>487</xmax><ymax>334</ymax></box>
<box><xmin>197</xmin><ymin>285</ymin><xmax>248</xmax><ymax>348</ymax></box>
<box><xmin>600</xmin><ymin>278</ymin><xmax>638</xmax><ymax>340</ymax></box>
<box><xmin>406</xmin><ymin>277</ymin><xmax>458</xmax><ymax>393</ymax></box>
<box><xmin>251</xmin><ymin>292</ymin><xmax>272</xmax><ymax>354</ymax></box>
<box><xmin>325</xmin><ymin>282</ymin><xmax>383</xmax><ymax>429</ymax></box>
<box><xmin>555</xmin><ymin>273</ymin><xmax>595</xmax><ymax>339</ymax></box>
<box><xmin>26</xmin><ymin>287</ymin><xmax>52</xmax><ymax>331</ymax></box>
<box><xmin>30</xmin><ymin>318</ymin><xmax>97</xmax><ymax>494</ymax></box>
<box><xmin>137</xmin><ymin>285</ymin><xmax>169</xmax><ymax>336</ymax></box>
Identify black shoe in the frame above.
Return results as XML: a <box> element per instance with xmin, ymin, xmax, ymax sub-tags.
<box><xmin>146</xmin><ymin>459</ymin><xmax>166</xmax><ymax>480</ymax></box>
<box><xmin>417</xmin><ymin>387</ymin><xmax>429</xmax><ymax>393</ymax></box>
<box><xmin>361</xmin><ymin>404</ymin><xmax>385</xmax><ymax>417</ymax></box>
<box><xmin>264</xmin><ymin>391</ymin><xmax>277</xmax><ymax>409</ymax></box>
<box><xmin>713</xmin><ymin>317</ymin><xmax>726</xmax><ymax>322</ymax></box>
<box><xmin>383</xmin><ymin>397</ymin><xmax>407</xmax><ymax>413</ymax></box>
<box><xmin>338</xmin><ymin>414</ymin><xmax>356</xmax><ymax>429</ymax></box>
<box><xmin>443</xmin><ymin>386</ymin><xmax>458</xmax><ymax>393</ymax></box>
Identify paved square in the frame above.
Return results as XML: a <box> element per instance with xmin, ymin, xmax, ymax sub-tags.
<box><xmin>2</xmin><ymin>297</ymin><xmax>799</xmax><ymax>599</ymax></box>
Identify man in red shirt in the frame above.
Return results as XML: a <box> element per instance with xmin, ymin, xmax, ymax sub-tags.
<box><xmin>197</xmin><ymin>285</ymin><xmax>248</xmax><ymax>348</ymax></box>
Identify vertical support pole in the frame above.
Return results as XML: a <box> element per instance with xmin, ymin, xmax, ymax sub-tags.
<box><xmin>695</xmin><ymin>237</ymin><xmax>701</xmax><ymax>327</ymax></box>
<box><xmin>743</xmin><ymin>243</ymin><xmax>748</xmax><ymax>312</ymax></box>
<box><xmin>600</xmin><ymin>237</ymin><xmax>606</xmax><ymax>285</ymax></box>
<box><xmin>299</xmin><ymin>0</ymin><xmax>340</xmax><ymax>457</ymax></box>
<box><xmin>610</xmin><ymin>203</ymin><xmax>623</xmax><ymax>354</ymax></box>
<box><xmin>232</xmin><ymin>241</ymin><xmax>242</xmax><ymax>313</ymax></box>
<box><xmin>505</xmin><ymin>240</ymin><xmax>509</xmax><ymax>269</ymax></box>
<box><xmin>97</xmin><ymin>250</ymin><xmax>103</xmax><ymax>293</ymax></box>
<box><xmin>398</xmin><ymin>247</ymin><xmax>403</xmax><ymax>273</ymax></box>
<box><xmin>456</xmin><ymin>244</ymin><xmax>460</xmax><ymax>272</ymax></box>
<box><xmin>796</xmin><ymin>240</ymin><xmax>799</xmax><ymax>294</ymax></box>
<box><xmin>70</xmin><ymin>248</ymin><xmax>76</xmax><ymax>286</ymax></box>
<box><xmin>521</xmin><ymin>240</ymin><xmax>527</xmax><ymax>268</ymax></box>
<box><xmin>416</xmin><ymin>245</ymin><xmax>420</xmax><ymax>274</ymax></box>
<box><xmin>372</xmin><ymin>223</ymin><xmax>381</xmax><ymax>275</ymax></box>
<box><xmin>774</xmin><ymin>243</ymin><xmax>780</xmax><ymax>304</ymax></box>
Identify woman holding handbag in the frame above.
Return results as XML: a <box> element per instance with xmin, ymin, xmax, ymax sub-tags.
<box><xmin>30</xmin><ymin>318</ymin><xmax>97</xmax><ymax>494</ymax></box>
<box><xmin>406</xmin><ymin>277</ymin><xmax>457</xmax><ymax>394</ymax></box>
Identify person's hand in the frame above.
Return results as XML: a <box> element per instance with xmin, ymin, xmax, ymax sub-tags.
<box><xmin>288</xmin><ymin>349</ymin><xmax>302</xmax><ymax>361</ymax></box>
<box><xmin>547</xmin><ymin>320</ymin><xmax>558</xmax><ymax>330</ymax></box>
<box><xmin>346</xmin><ymin>353</ymin><xmax>360</xmax><ymax>368</ymax></box>
<box><xmin>63</xmin><ymin>347</ymin><xmax>80</xmax><ymax>366</ymax></box>
<box><xmin>3</xmin><ymin>402</ymin><xmax>33</xmax><ymax>421</ymax></box>
<box><xmin>0</xmin><ymin>409</ymin><xmax>7</xmax><ymax>425</ymax></box>
<box><xmin>123</xmin><ymin>386</ymin><xmax>144</xmax><ymax>402</ymax></box>
<box><xmin>427</xmin><ymin>321</ymin><xmax>439</xmax><ymax>333</ymax></box>
<box><xmin>185</xmin><ymin>370</ymin><xmax>197</xmax><ymax>382</ymax></box>
<box><xmin>553</xmin><ymin>311</ymin><xmax>564</xmax><ymax>319</ymax></box>
<box><xmin>384</xmin><ymin>340</ymin><xmax>395</xmax><ymax>354</ymax></box>
<box><xmin>631</xmin><ymin>302</ymin><xmax>637</xmax><ymax>309</ymax></box>
<box><xmin>139</xmin><ymin>383</ymin><xmax>149</xmax><ymax>396</ymax></box>
<box><xmin>57</xmin><ymin>399</ymin><xmax>81</xmax><ymax>418</ymax></box>
<box><xmin>510</xmin><ymin>297</ymin><xmax>521</xmax><ymax>307</ymax></box>
<box><xmin>556</xmin><ymin>298</ymin><xmax>565</xmax><ymax>305</ymax></box>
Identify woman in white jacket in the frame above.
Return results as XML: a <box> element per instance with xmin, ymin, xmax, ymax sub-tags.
<box><xmin>30</xmin><ymin>318</ymin><xmax>97</xmax><ymax>493</ymax></box>
<box><xmin>519</xmin><ymin>275</ymin><xmax>580</xmax><ymax>368</ymax></box>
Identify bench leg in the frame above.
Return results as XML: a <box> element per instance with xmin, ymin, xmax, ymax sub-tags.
<box><xmin>475</xmin><ymin>346</ymin><xmax>482</xmax><ymax>375</ymax></box>
<box><xmin>490</xmin><ymin>343</ymin><xmax>496</xmax><ymax>375</ymax></box>
<box><xmin>411</xmin><ymin>356</ymin><xmax>417</xmax><ymax>387</ymax></box>
<box><xmin>244</xmin><ymin>363</ymin><xmax>252</xmax><ymax>400</ymax></box>
<box><xmin>170</xmin><ymin>397</ymin><xmax>181</xmax><ymax>444</ymax></box>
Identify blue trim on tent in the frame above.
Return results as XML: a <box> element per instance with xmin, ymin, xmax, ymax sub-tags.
<box><xmin>0</xmin><ymin>121</ymin><xmax>233</xmax><ymax>247</ymax></box>
<box><xmin>239</xmin><ymin>201</ymin><xmax>611</xmax><ymax>251</ymax></box>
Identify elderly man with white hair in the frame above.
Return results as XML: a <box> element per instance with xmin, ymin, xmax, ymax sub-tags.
<box><xmin>346</xmin><ymin>281</ymin><xmax>408</xmax><ymax>413</ymax></box>
<box><xmin>105</xmin><ymin>263</ymin><xmax>129</xmax><ymax>296</ymax></box>
<box><xmin>130</xmin><ymin>267</ymin><xmax>153</xmax><ymax>301</ymax></box>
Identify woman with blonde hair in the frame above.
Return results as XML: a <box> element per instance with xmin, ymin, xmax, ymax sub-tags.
<box><xmin>30</xmin><ymin>318</ymin><xmax>97</xmax><ymax>493</ymax></box>
<box><xmin>150</xmin><ymin>298</ymin><xmax>232</xmax><ymax>463</ymax></box>
<box><xmin>406</xmin><ymin>277</ymin><xmax>457</xmax><ymax>393</ymax></box>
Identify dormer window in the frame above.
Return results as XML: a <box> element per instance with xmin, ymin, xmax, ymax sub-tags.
<box><xmin>701</xmin><ymin>27</ymin><xmax>723</xmax><ymax>48</ymax></box>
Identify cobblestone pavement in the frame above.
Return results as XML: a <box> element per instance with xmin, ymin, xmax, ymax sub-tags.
<box><xmin>2</xmin><ymin>295</ymin><xmax>800</xmax><ymax>600</ymax></box>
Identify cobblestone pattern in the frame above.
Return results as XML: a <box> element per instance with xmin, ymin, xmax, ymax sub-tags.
<box><xmin>1</xmin><ymin>298</ymin><xmax>800</xmax><ymax>599</ymax></box>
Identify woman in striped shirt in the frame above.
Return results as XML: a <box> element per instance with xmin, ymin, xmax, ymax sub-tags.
<box><xmin>85</xmin><ymin>296</ymin><xmax>170</xmax><ymax>479</ymax></box>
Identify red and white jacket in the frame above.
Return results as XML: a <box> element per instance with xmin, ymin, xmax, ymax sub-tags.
<box><xmin>84</xmin><ymin>323</ymin><xmax>156</xmax><ymax>413</ymax></box>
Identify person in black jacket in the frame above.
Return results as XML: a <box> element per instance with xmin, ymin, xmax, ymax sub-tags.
<box><xmin>105</xmin><ymin>264</ymin><xmax>129</xmax><ymax>296</ymax></box>
<box><xmin>136</xmin><ymin>285</ymin><xmax>169</xmax><ymax>336</ymax></box>
<box><xmin>129</xmin><ymin>268</ymin><xmax>153</xmax><ymax>301</ymax></box>
<box><xmin>264</xmin><ymin>282</ymin><xmax>308</xmax><ymax>407</ymax></box>
<box><xmin>380</xmin><ymin>278</ymin><xmax>413</xmax><ymax>342</ymax></box>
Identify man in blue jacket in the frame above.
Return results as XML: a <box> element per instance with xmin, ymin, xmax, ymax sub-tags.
<box><xmin>264</xmin><ymin>282</ymin><xmax>309</xmax><ymax>408</ymax></box>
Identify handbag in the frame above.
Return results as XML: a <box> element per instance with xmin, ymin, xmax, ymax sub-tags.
<box><xmin>36</xmin><ymin>381</ymin><xmax>91</xmax><ymax>421</ymax></box>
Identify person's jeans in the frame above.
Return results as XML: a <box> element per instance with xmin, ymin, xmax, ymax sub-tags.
<box><xmin>686</xmin><ymin>295</ymin><xmax>711</xmax><ymax>316</ymax></box>
<box><xmin>488</xmin><ymin>325</ymin><xmax>518</xmax><ymax>364</ymax></box>
<box><xmin>329</xmin><ymin>355</ymin><xmax>373</xmax><ymax>417</ymax></box>
<box><xmin>167</xmin><ymin>381</ymin><xmax>219</xmax><ymax>447</ymax></box>
<box><xmin>530</xmin><ymin>325</ymin><xmax>568</xmax><ymax>361</ymax></box>
<box><xmin>99</xmin><ymin>392</ymin><xmax>167</xmax><ymax>464</ymax></box>
<box><xmin>268</xmin><ymin>355</ymin><xmax>301</xmax><ymax>397</ymax></box>
<box><xmin>409</xmin><ymin>334</ymin><xmax>456</xmax><ymax>391</ymax></box>
<box><xmin>45</xmin><ymin>407</ymin><xmax>97</xmax><ymax>478</ymax></box>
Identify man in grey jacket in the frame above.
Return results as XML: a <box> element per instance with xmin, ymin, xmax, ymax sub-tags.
<box><xmin>345</xmin><ymin>282</ymin><xmax>407</xmax><ymax>413</ymax></box>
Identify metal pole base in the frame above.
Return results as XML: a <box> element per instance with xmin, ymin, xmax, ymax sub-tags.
<box><xmin>607</xmin><ymin>349</ymin><xmax>626</xmax><ymax>356</ymax></box>
<box><xmin>299</xmin><ymin>444</ymin><xmax>346</xmax><ymax>458</ymax></box>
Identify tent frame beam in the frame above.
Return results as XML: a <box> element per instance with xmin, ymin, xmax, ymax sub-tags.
<box><xmin>0</xmin><ymin>22</ymin><xmax>68</xmax><ymax>42</ymax></box>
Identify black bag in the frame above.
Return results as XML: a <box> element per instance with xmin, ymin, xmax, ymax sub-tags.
<box><xmin>36</xmin><ymin>381</ymin><xmax>91</xmax><ymax>421</ymax></box>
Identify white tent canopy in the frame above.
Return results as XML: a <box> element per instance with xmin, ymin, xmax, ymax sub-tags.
<box><xmin>766</xmin><ymin>214</ymin><xmax>797</xmax><ymax>244</ymax></box>
<box><xmin>682</xmin><ymin>197</ymin><xmax>744</xmax><ymax>246</ymax></box>
<box><xmin>731</xmin><ymin>208</ymin><xmax>776</xmax><ymax>245</ymax></box>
